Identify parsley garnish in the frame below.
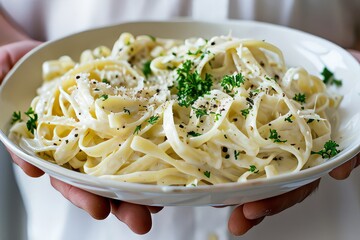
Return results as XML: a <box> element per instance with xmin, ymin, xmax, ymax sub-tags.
<box><xmin>11</xmin><ymin>111</ymin><xmax>22</xmax><ymax>124</ymax></box>
<box><xmin>249</xmin><ymin>165</ymin><xmax>259</xmax><ymax>173</ymax></box>
<box><xmin>311</xmin><ymin>140</ymin><xmax>340</xmax><ymax>159</ymax></box>
<box><xmin>187</xmin><ymin>131</ymin><xmax>201</xmax><ymax>137</ymax></box>
<box><xmin>321</xmin><ymin>67</ymin><xmax>342</xmax><ymax>87</ymax></box>
<box><xmin>24</xmin><ymin>107</ymin><xmax>38</xmax><ymax>134</ymax></box>
<box><xmin>204</xmin><ymin>171</ymin><xmax>211</xmax><ymax>178</ymax></box>
<box><xmin>193</xmin><ymin>107</ymin><xmax>208</xmax><ymax>118</ymax></box>
<box><xmin>221</xmin><ymin>73</ymin><xmax>245</xmax><ymax>93</ymax></box>
<box><xmin>187</xmin><ymin>49</ymin><xmax>203</xmax><ymax>56</ymax></box>
<box><xmin>102</xmin><ymin>79</ymin><xmax>110</xmax><ymax>84</ymax></box>
<box><xmin>99</xmin><ymin>94</ymin><xmax>108</xmax><ymax>101</ymax></box>
<box><xmin>123</xmin><ymin>108</ymin><xmax>131</xmax><ymax>115</ymax></box>
<box><xmin>293</xmin><ymin>93</ymin><xmax>306</xmax><ymax>103</ymax></box>
<box><xmin>147</xmin><ymin>115</ymin><xmax>159</xmax><ymax>125</ymax></box>
<box><xmin>176</xmin><ymin>60</ymin><xmax>213</xmax><ymax>107</ymax></box>
<box><xmin>284</xmin><ymin>114</ymin><xmax>293</xmax><ymax>123</ymax></box>
<box><xmin>269</xmin><ymin>129</ymin><xmax>287</xmax><ymax>143</ymax></box>
<box><xmin>234</xmin><ymin>150</ymin><xmax>240</xmax><ymax>160</ymax></box>
<box><xmin>241</xmin><ymin>108</ymin><xmax>251</xmax><ymax>119</ymax></box>
<box><xmin>133</xmin><ymin>125</ymin><xmax>142</xmax><ymax>135</ymax></box>
<box><xmin>142</xmin><ymin>60</ymin><xmax>152</xmax><ymax>78</ymax></box>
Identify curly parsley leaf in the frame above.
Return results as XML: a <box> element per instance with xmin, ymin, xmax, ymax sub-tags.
<box><xmin>321</xmin><ymin>67</ymin><xmax>342</xmax><ymax>87</ymax></box>
<box><xmin>311</xmin><ymin>140</ymin><xmax>340</xmax><ymax>159</ymax></box>
<box><xmin>147</xmin><ymin>115</ymin><xmax>159</xmax><ymax>125</ymax></box>
<box><xmin>24</xmin><ymin>107</ymin><xmax>38</xmax><ymax>134</ymax></box>
<box><xmin>142</xmin><ymin>60</ymin><xmax>152</xmax><ymax>78</ymax></box>
<box><xmin>11</xmin><ymin>111</ymin><xmax>22</xmax><ymax>124</ymax></box>
<box><xmin>176</xmin><ymin>60</ymin><xmax>213</xmax><ymax>107</ymax></box>
<box><xmin>269</xmin><ymin>129</ymin><xmax>287</xmax><ymax>143</ymax></box>
<box><xmin>221</xmin><ymin>73</ymin><xmax>245</xmax><ymax>93</ymax></box>
<box><xmin>293</xmin><ymin>93</ymin><xmax>306</xmax><ymax>104</ymax></box>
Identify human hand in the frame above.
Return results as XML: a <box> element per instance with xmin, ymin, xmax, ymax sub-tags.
<box><xmin>228</xmin><ymin>50</ymin><xmax>360</xmax><ymax>235</ymax></box>
<box><xmin>1</xmin><ymin>40</ymin><xmax>161</xmax><ymax>234</ymax></box>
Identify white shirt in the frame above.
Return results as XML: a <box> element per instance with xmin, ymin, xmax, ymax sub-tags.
<box><xmin>0</xmin><ymin>0</ymin><xmax>359</xmax><ymax>240</ymax></box>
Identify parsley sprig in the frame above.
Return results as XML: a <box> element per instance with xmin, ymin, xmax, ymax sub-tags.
<box><xmin>311</xmin><ymin>140</ymin><xmax>340</xmax><ymax>159</ymax></box>
<box><xmin>24</xmin><ymin>107</ymin><xmax>38</xmax><ymax>134</ymax></box>
<box><xmin>142</xmin><ymin>60</ymin><xmax>152</xmax><ymax>78</ymax></box>
<box><xmin>176</xmin><ymin>60</ymin><xmax>212</xmax><ymax>107</ymax></box>
<box><xmin>221</xmin><ymin>73</ymin><xmax>245</xmax><ymax>93</ymax></box>
<box><xmin>147</xmin><ymin>115</ymin><xmax>159</xmax><ymax>125</ymax></box>
<box><xmin>293</xmin><ymin>93</ymin><xmax>306</xmax><ymax>103</ymax></box>
<box><xmin>11</xmin><ymin>111</ymin><xmax>22</xmax><ymax>124</ymax></box>
<box><xmin>269</xmin><ymin>129</ymin><xmax>287</xmax><ymax>143</ymax></box>
<box><xmin>321</xmin><ymin>67</ymin><xmax>342</xmax><ymax>87</ymax></box>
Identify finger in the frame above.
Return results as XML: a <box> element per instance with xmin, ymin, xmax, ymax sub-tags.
<box><xmin>147</xmin><ymin>206</ymin><xmax>163</xmax><ymax>214</ymax></box>
<box><xmin>7</xmin><ymin>149</ymin><xmax>44</xmax><ymax>177</ymax></box>
<box><xmin>0</xmin><ymin>40</ymin><xmax>41</xmax><ymax>82</ymax></box>
<box><xmin>111</xmin><ymin>200</ymin><xmax>152</xmax><ymax>235</ymax></box>
<box><xmin>50</xmin><ymin>177</ymin><xmax>110</xmax><ymax>220</ymax></box>
<box><xmin>243</xmin><ymin>179</ymin><xmax>321</xmax><ymax>220</ymax></box>
<box><xmin>228</xmin><ymin>205</ymin><xmax>265</xmax><ymax>236</ymax></box>
<box><xmin>329</xmin><ymin>155</ymin><xmax>360</xmax><ymax>180</ymax></box>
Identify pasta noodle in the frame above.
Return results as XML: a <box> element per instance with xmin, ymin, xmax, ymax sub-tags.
<box><xmin>9</xmin><ymin>33</ymin><xmax>342</xmax><ymax>186</ymax></box>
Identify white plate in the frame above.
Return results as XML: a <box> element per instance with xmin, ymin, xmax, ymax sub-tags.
<box><xmin>0</xmin><ymin>20</ymin><xmax>359</xmax><ymax>206</ymax></box>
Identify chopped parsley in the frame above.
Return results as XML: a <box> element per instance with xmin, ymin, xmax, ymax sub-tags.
<box><xmin>11</xmin><ymin>111</ymin><xmax>22</xmax><ymax>124</ymax></box>
<box><xmin>142</xmin><ymin>60</ymin><xmax>152</xmax><ymax>78</ymax></box>
<box><xmin>24</xmin><ymin>107</ymin><xmax>38</xmax><ymax>134</ymax></box>
<box><xmin>102</xmin><ymin>79</ymin><xmax>110</xmax><ymax>84</ymax></box>
<box><xmin>311</xmin><ymin>140</ymin><xmax>340</xmax><ymax>159</ymax></box>
<box><xmin>193</xmin><ymin>107</ymin><xmax>208</xmax><ymax>118</ymax></box>
<box><xmin>204</xmin><ymin>170</ymin><xmax>211</xmax><ymax>178</ymax></box>
<box><xmin>123</xmin><ymin>108</ymin><xmax>131</xmax><ymax>115</ymax></box>
<box><xmin>99</xmin><ymin>94</ymin><xmax>108</xmax><ymax>101</ymax></box>
<box><xmin>221</xmin><ymin>73</ymin><xmax>245</xmax><ymax>93</ymax></box>
<box><xmin>321</xmin><ymin>67</ymin><xmax>342</xmax><ymax>87</ymax></box>
<box><xmin>249</xmin><ymin>165</ymin><xmax>259</xmax><ymax>173</ymax></box>
<box><xmin>293</xmin><ymin>93</ymin><xmax>306</xmax><ymax>103</ymax></box>
<box><xmin>187</xmin><ymin>49</ymin><xmax>203</xmax><ymax>56</ymax></box>
<box><xmin>284</xmin><ymin>114</ymin><xmax>293</xmax><ymax>123</ymax></box>
<box><xmin>133</xmin><ymin>125</ymin><xmax>142</xmax><ymax>135</ymax></box>
<box><xmin>147</xmin><ymin>115</ymin><xmax>159</xmax><ymax>125</ymax></box>
<box><xmin>210</xmin><ymin>112</ymin><xmax>222</xmax><ymax>121</ymax></box>
<box><xmin>176</xmin><ymin>60</ymin><xmax>213</xmax><ymax>107</ymax></box>
<box><xmin>269</xmin><ymin>129</ymin><xmax>287</xmax><ymax>143</ymax></box>
<box><xmin>241</xmin><ymin>107</ymin><xmax>251</xmax><ymax>119</ymax></box>
<box><xmin>234</xmin><ymin>150</ymin><xmax>240</xmax><ymax>160</ymax></box>
<box><xmin>187</xmin><ymin>131</ymin><xmax>201</xmax><ymax>137</ymax></box>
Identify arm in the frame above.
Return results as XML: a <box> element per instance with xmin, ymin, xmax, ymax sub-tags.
<box><xmin>0</xmin><ymin>10</ymin><xmax>160</xmax><ymax>234</ymax></box>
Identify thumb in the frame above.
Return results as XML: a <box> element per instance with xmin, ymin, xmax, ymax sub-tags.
<box><xmin>0</xmin><ymin>40</ymin><xmax>41</xmax><ymax>82</ymax></box>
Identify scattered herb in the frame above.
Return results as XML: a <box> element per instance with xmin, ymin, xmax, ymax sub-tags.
<box><xmin>249</xmin><ymin>165</ymin><xmax>259</xmax><ymax>173</ymax></box>
<box><xmin>193</xmin><ymin>107</ymin><xmax>208</xmax><ymax>118</ymax></box>
<box><xmin>234</xmin><ymin>150</ymin><xmax>240</xmax><ymax>160</ymax></box>
<box><xmin>176</xmin><ymin>60</ymin><xmax>213</xmax><ymax>107</ymax></box>
<box><xmin>187</xmin><ymin>131</ymin><xmax>201</xmax><ymax>137</ymax></box>
<box><xmin>293</xmin><ymin>93</ymin><xmax>306</xmax><ymax>103</ymax></box>
<box><xmin>11</xmin><ymin>111</ymin><xmax>22</xmax><ymax>124</ymax></box>
<box><xmin>123</xmin><ymin>108</ymin><xmax>131</xmax><ymax>115</ymax></box>
<box><xmin>241</xmin><ymin>108</ymin><xmax>251</xmax><ymax>119</ymax></box>
<box><xmin>102</xmin><ymin>79</ymin><xmax>110</xmax><ymax>84</ymax></box>
<box><xmin>187</xmin><ymin>49</ymin><xmax>203</xmax><ymax>56</ymax></box>
<box><xmin>142</xmin><ymin>60</ymin><xmax>152</xmax><ymax>78</ymax></box>
<box><xmin>99</xmin><ymin>94</ymin><xmax>108</xmax><ymax>101</ymax></box>
<box><xmin>311</xmin><ymin>140</ymin><xmax>340</xmax><ymax>159</ymax></box>
<box><xmin>133</xmin><ymin>125</ymin><xmax>142</xmax><ymax>135</ymax></box>
<box><xmin>204</xmin><ymin>170</ymin><xmax>211</xmax><ymax>178</ymax></box>
<box><xmin>284</xmin><ymin>114</ymin><xmax>293</xmax><ymax>123</ymax></box>
<box><xmin>147</xmin><ymin>115</ymin><xmax>159</xmax><ymax>125</ymax></box>
<box><xmin>321</xmin><ymin>67</ymin><xmax>342</xmax><ymax>87</ymax></box>
<box><xmin>24</xmin><ymin>107</ymin><xmax>38</xmax><ymax>134</ymax></box>
<box><xmin>221</xmin><ymin>73</ymin><xmax>245</xmax><ymax>93</ymax></box>
<box><xmin>269</xmin><ymin>129</ymin><xmax>287</xmax><ymax>143</ymax></box>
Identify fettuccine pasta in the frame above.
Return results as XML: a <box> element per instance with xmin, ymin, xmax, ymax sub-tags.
<box><xmin>9</xmin><ymin>33</ymin><xmax>341</xmax><ymax>186</ymax></box>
